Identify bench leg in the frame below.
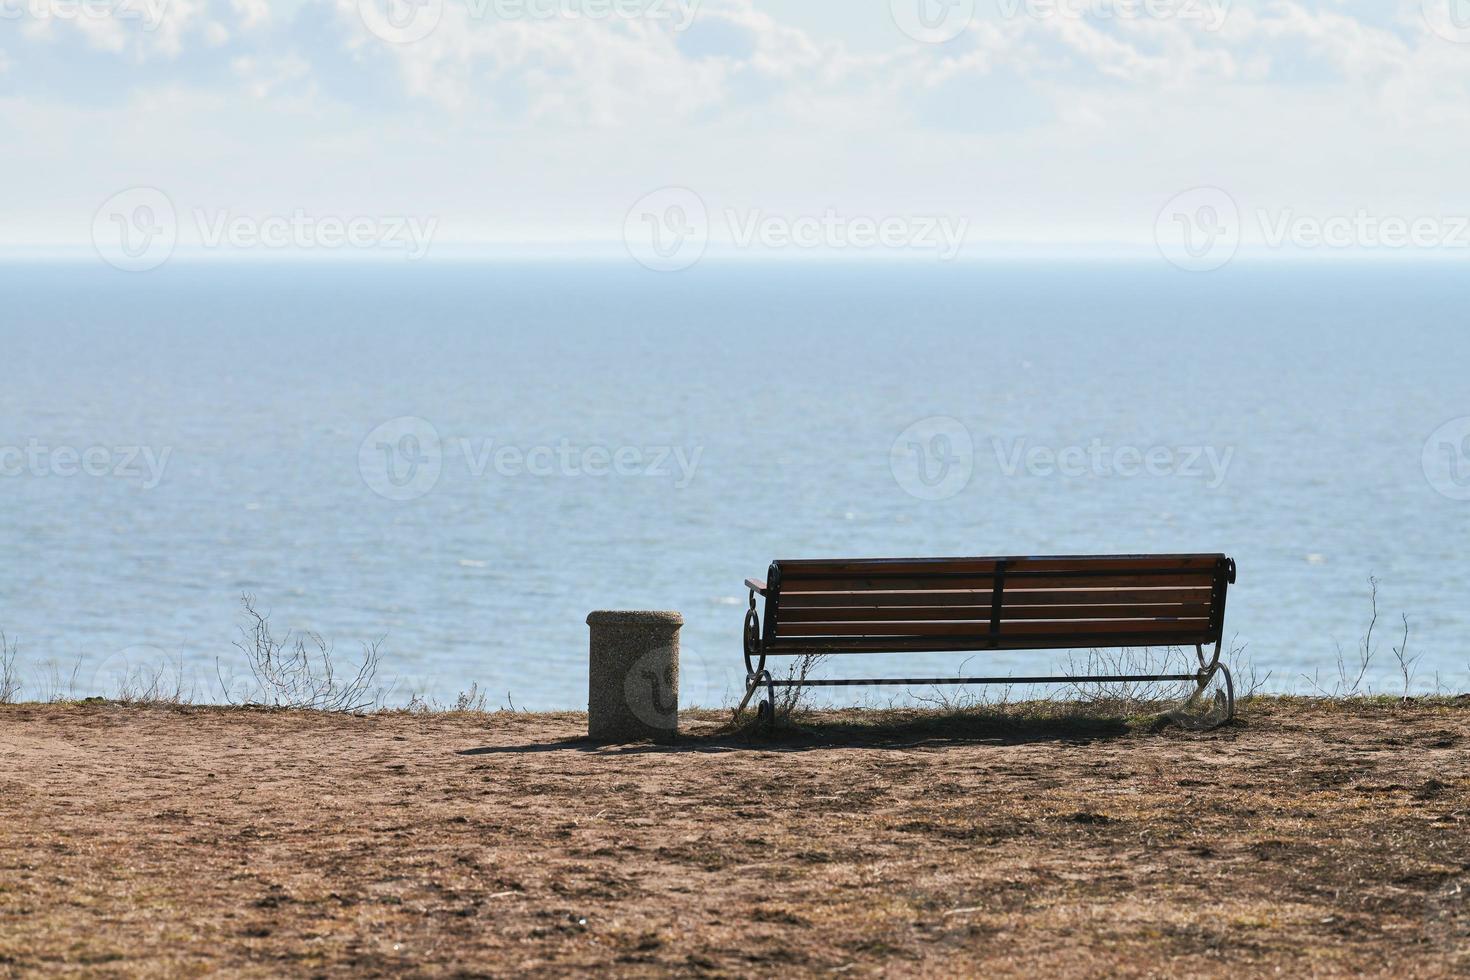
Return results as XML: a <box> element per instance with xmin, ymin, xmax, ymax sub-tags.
<box><xmin>1170</xmin><ymin>642</ymin><xmax>1235</xmax><ymax>727</ymax></box>
<box><xmin>1203</xmin><ymin>641</ymin><xmax>1235</xmax><ymax>721</ymax></box>
<box><xmin>733</xmin><ymin>671</ymin><xmax>762</xmax><ymax>717</ymax></box>
<box><xmin>1216</xmin><ymin>662</ymin><xmax>1236</xmax><ymax>719</ymax></box>
<box><xmin>757</xmin><ymin>671</ymin><xmax>776</xmax><ymax>733</ymax></box>
<box><xmin>733</xmin><ymin>669</ymin><xmax>776</xmax><ymax>732</ymax></box>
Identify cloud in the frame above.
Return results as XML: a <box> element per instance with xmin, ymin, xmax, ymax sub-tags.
<box><xmin>6</xmin><ymin>1</ymin><xmax>1466</xmax><ymax>125</ymax></box>
<box><xmin>231</xmin><ymin>0</ymin><xmax>270</xmax><ymax>30</ymax></box>
<box><xmin>4</xmin><ymin>0</ymin><xmax>1470</xmax><ymax>247</ymax></box>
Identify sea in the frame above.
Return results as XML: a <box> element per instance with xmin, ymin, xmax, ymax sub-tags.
<box><xmin>2</xmin><ymin>258</ymin><xmax>1467</xmax><ymax>708</ymax></box>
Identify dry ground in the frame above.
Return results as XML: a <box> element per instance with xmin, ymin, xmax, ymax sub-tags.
<box><xmin>2</xmin><ymin>698</ymin><xmax>1469</xmax><ymax>977</ymax></box>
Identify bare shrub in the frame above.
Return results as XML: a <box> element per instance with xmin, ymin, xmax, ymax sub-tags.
<box><xmin>452</xmin><ymin>683</ymin><xmax>490</xmax><ymax>713</ymax></box>
<box><xmin>773</xmin><ymin>653</ymin><xmax>826</xmax><ymax>722</ymax></box>
<box><xmin>111</xmin><ymin>654</ymin><xmax>195</xmax><ymax>705</ymax></box>
<box><xmin>739</xmin><ymin>653</ymin><xmax>826</xmax><ymax>728</ymax></box>
<box><xmin>1307</xmin><ymin>574</ymin><xmax>1379</xmax><ymax>697</ymax></box>
<box><xmin>913</xmin><ymin>656</ymin><xmax>1013</xmax><ymax>713</ymax></box>
<box><xmin>1062</xmin><ymin>642</ymin><xmax>1264</xmax><ymax>727</ymax></box>
<box><xmin>1063</xmin><ymin>646</ymin><xmax>1196</xmax><ymax>713</ymax></box>
<box><xmin>1392</xmin><ymin>614</ymin><xmax>1419</xmax><ymax>700</ymax></box>
<box><xmin>1226</xmin><ymin>638</ymin><xmax>1272</xmax><ymax>702</ymax></box>
<box><xmin>403</xmin><ymin>682</ymin><xmax>489</xmax><ymax>714</ymax></box>
<box><xmin>218</xmin><ymin>594</ymin><xmax>381</xmax><ymax>711</ymax></box>
<box><xmin>1301</xmin><ymin>575</ymin><xmax>1417</xmax><ymax>699</ymax></box>
<box><xmin>35</xmin><ymin>657</ymin><xmax>82</xmax><ymax>703</ymax></box>
<box><xmin>0</xmin><ymin>633</ymin><xmax>20</xmax><ymax>704</ymax></box>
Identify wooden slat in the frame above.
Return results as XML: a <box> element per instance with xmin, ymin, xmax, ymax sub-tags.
<box><xmin>779</xmin><ymin>605</ymin><xmax>993</xmax><ymax>623</ymax></box>
<box><xmin>1001</xmin><ymin>587</ymin><xmax>1212</xmax><ymax>606</ymax></box>
<box><xmin>777</xmin><ymin>587</ymin><xmax>1213</xmax><ymax>611</ymax></box>
<box><xmin>1003</xmin><ymin>555</ymin><xmax>1221</xmax><ymax>573</ymax></box>
<box><xmin>1010</xmin><ymin>618</ymin><xmax>1210</xmax><ymax>637</ymax></box>
<box><xmin>776</xmin><ymin>558</ymin><xmax>1002</xmax><ymax>576</ymax></box>
<box><xmin>765</xmin><ymin>628</ymin><xmax>1216</xmax><ymax>655</ymax></box>
<box><xmin>779</xmin><ymin>591</ymin><xmax>996</xmax><ymax>608</ymax></box>
<box><xmin>780</xmin><ymin>571</ymin><xmax>1213</xmax><ymax>593</ymax></box>
<box><xmin>780</xmin><ymin>575</ymin><xmax>998</xmax><ymax>592</ymax></box>
<box><xmin>775</xmin><ymin>555</ymin><xmax>1222</xmax><ymax>575</ymax></box>
<box><xmin>1004</xmin><ymin>604</ymin><xmax>1210</xmax><ymax>621</ymax></box>
<box><xmin>778</xmin><ymin>622</ymin><xmax>992</xmax><ymax>637</ymax></box>
<box><xmin>994</xmin><ymin>571</ymin><xmax>1216</xmax><ymax>589</ymax></box>
<box><xmin>776</xmin><ymin>618</ymin><xmax>1209</xmax><ymax>639</ymax></box>
<box><xmin>778</xmin><ymin>603</ymin><xmax>1210</xmax><ymax>625</ymax></box>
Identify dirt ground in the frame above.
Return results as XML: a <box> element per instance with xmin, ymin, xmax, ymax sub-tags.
<box><xmin>2</xmin><ymin>698</ymin><xmax>1469</xmax><ymax>978</ymax></box>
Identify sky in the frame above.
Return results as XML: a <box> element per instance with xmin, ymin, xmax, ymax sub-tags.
<box><xmin>5</xmin><ymin>0</ymin><xmax>1470</xmax><ymax>259</ymax></box>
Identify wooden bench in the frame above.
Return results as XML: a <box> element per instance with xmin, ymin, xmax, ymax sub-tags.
<box><xmin>736</xmin><ymin>554</ymin><xmax>1237</xmax><ymax>728</ymax></box>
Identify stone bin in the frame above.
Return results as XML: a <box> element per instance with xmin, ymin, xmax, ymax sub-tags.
<box><xmin>586</xmin><ymin>610</ymin><xmax>683</xmax><ymax>743</ymax></box>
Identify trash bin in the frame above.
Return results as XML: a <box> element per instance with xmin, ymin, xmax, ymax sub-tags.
<box><xmin>586</xmin><ymin>610</ymin><xmax>682</xmax><ymax>743</ymax></box>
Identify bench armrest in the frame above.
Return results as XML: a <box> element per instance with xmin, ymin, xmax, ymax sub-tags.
<box><xmin>744</xmin><ymin>577</ymin><xmax>768</xmax><ymax>596</ymax></box>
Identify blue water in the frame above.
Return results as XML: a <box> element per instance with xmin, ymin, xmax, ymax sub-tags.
<box><xmin>2</xmin><ymin>259</ymin><xmax>1467</xmax><ymax>707</ymax></box>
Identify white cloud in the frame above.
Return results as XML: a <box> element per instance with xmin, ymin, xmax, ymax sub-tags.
<box><xmin>3</xmin><ymin>0</ymin><xmax>1470</xmax><ymax>248</ymax></box>
<box><xmin>6</xmin><ymin>0</ymin><xmax>206</xmax><ymax>59</ymax></box>
<box><xmin>231</xmin><ymin>0</ymin><xmax>271</xmax><ymax>30</ymax></box>
<box><xmin>230</xmin><ymin>52</ymin><xmax>311</xmax><ymax>99</ymax></box>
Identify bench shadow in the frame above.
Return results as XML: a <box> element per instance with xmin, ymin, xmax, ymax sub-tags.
<box><xmin>457</xmin><ymin>712</ymin><xmax>1140</xmax><ymax>757</ymax></box>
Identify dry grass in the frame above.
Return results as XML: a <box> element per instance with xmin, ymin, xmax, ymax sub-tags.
<box><xmin>2</xmin><ymin>697</ymin><xmax>1468</xmax><ymax>977</ymax></box>
<box><xmin>0</xmin><ymin>633</ymin><xmax>19</xmax><ymax>705</ymax></box>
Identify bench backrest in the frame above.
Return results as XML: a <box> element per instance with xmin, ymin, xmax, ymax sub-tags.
<box><xmin>762</xmin><ymin>554</ymin><xmax>1234</xmax><ymax>654</ymax></box>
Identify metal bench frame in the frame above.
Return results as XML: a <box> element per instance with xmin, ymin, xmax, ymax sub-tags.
<box><xmin>735</xmin><ymin>554</ymin><xmax>1237</xmax><ymax>729</ymax></box>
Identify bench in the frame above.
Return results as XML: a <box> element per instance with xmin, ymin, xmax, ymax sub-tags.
<box><xmin>736</xmin><ymin>554</ymin><xmax>1237</xmax><ymax>728</ymax></box>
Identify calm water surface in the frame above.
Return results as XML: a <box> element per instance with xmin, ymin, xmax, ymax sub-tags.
<box><xmin>2</xmin><ymin>260</ymin><xmax>1467</xmax><ymax>707</ymax></box>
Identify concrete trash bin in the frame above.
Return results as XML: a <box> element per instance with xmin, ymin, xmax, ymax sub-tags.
<box><xmin>586</xmin><ymin>610</ymin><xmax>683</xmax><ymax>743</ymax></box>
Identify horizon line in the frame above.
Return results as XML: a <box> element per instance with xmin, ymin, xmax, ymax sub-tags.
<box><xmin>4</xmin><ymin>243</ymin><xmax>1470</xmax><ymax>264</ymax></box>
